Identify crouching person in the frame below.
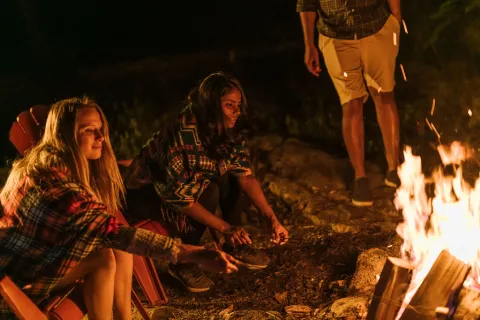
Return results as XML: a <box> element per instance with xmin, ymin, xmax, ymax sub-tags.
<box><xmin>122</xmin><ymin>72</ymin><xmax>289</xmax><ymax>293</ymax></box>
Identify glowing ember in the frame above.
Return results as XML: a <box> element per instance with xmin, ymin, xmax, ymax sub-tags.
<box><xmin>343</xmin><ymin>71</ymin><xmax>348</xmax><ymax>78</ymax></box>
<box><xmin>402</xmin><ymin>19</ymin><xmax>409</xmax><ymax>34</ymax></box>
<box><xmin>468</xmin><ymin>109</ymin><xmax>473</xmax><ymax>116</ymax></box>
<box><xmin>393</xmin><ymin>32</ymin><xmax>397</xmax><ymax>46</ymax></box>
<box><xmin>400</xmin><ymin>64</ymin><xmax>407</xmax><ymax>82</ymax></box>
<box><xmin>425</xmin><ymin>118</ymin><xmax>441</xmax><ymax>141</ymax></box>
<box><xmin>394</xmin><ymin>143</ymin><xmax>480</xmax><ymax>318</ymax></box>
<box><xmin>430</xmin><ymin>98</ymin><xmax>436</xmax><ymax>116</ymax></box>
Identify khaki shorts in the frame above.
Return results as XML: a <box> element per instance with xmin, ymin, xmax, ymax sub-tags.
<box><xmin>319</xmin><ymin>14</ymin><xmax>400</xmax><ymax>105</ymax></box>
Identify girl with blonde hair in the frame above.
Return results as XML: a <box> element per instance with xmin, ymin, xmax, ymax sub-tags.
<box><xmin>0</xmin><ymin>97</ymin><xmax>238</xmax><ymax>320</ymax></box>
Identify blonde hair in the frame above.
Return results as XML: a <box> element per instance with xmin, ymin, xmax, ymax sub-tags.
<box><xmin>0</xmin><ymin>96</ymin><xmax>125</xmax><ymax>214</ymax></box>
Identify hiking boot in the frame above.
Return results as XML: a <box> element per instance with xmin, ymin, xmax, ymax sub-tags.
<box><xmin>351</xmin><ymin>177</ymin><xmax>373</xmax><ymax>207</ymax></box>
<box><xmin>223</xmin><ymin>244</ymin><xmax>270</xmax><ymax>270</ymax></box>
<box><xmin>385</xmin><ymin>170</ymin><xmax>401</xmax><ymax>188</ymax></box>
<box><xmin>168</xmin><ymin>263</ymin><xmax>214</xmax><ymax>293</ymax></box>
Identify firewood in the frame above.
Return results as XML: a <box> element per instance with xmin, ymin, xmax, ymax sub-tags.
<box><xmin>400</xmin><ymin>250</ymin><xmax>471</xmax><ymax>319</ymax></box>
<box><xmin>367</xmin><ymin>256</ymin><xmax>413</xmax><ymax>320</ymax></box>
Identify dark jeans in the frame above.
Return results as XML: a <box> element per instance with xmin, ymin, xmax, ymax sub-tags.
<box><xmin>124</xmin><ymin>174</ymin><xmax>246</xmax><ymax>245</ymax></box>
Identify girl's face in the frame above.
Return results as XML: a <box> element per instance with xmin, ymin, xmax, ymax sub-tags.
<box><xmin>75</xmin><ymin>107</ymin><xmax>104</xmax><ymax>160</ymax></box>
<box><xmin>220</xmin><ymin>87</ymin><xmax>242</xmax><ymax>129</ymax></box>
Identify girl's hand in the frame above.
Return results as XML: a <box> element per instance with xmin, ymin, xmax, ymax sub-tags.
<box><xmin>270</xmin><ymin>220</ymin><xmax>289</xmax><ymax>245</ymax></box>
<box><xmin>223</xmin><ymin>226</ymin><xmax>252</xmax><ymax>246</ymax></box>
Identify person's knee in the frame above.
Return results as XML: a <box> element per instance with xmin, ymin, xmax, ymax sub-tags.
<box><xmin>113</xmin><ymin>250</ymin><xmax>133</xmax><ymax>273</ymax></box>
<box><xmin>379</xmin><ymin>91</ymin><xmax>395</xmax><ymax>105</ymax></box>
<box><xmin>342</xmin><ymin>97</ymin><xmax>364</xmax><ymax>118</ymax></box>
<box><xmin>93</xmin><ymin>248</ymin><xmax>117</xmax><ymax>272</ymax></box>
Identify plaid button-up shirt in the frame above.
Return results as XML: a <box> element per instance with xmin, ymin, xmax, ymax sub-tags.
<box><xmin>296</xmin><ymin>0</ymin><xmax>390</xmax><ymax>39</ymax></box>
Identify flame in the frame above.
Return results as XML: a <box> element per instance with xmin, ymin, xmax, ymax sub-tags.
<box><xmin>394</xmin><ymin>143</ymin><xmax>480</xmax><ymax>318</ymax></box>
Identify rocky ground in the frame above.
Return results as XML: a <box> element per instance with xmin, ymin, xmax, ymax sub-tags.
<box><xmin>131</xmin><ymin>136</ymin><xmax>406</xmax><ymax>320</ymax></box>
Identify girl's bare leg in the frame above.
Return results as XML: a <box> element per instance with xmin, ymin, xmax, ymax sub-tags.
<box><xmin>113</xmin><ymin>249</ymin><xmax>133</xmax><ymax>320</ymax></box>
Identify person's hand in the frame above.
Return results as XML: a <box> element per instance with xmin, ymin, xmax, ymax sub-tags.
<box><xmin>391</xmin><ymin>12</ymin><xmax>402</xmax><ymax>25</ymax></box>
<box><xmin>270</xmin><ymin>219</ymin><xmax>289</xmax><ymax>245</ymax></box>
<box><xmin>178</xmin><ymin>244</ymin><xmax>239</xmax><ymax>274</ymax></box>
<box><xmin>304</xmin><ymin>46</ymin><xmax>321</xmax><ymax>77</ymax></box>
<box><xmin>193</xmin><ymin>249</ymin><xmax>239</xmax><ymax>274</ymax></box>
<box><xmin>223</xmin><ymin>226</ymin><xmax>252</xmax><ymax>246</ymax></box>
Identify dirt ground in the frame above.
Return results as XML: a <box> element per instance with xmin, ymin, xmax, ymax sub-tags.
<box><xmin>136</xmin><ymin>186</ymin><xmax>402</xmax><ymax>320</ymax></box>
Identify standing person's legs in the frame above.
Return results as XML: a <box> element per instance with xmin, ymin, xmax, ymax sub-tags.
<box><xmin>319</xmin><ymin>35</ymin><xmax>373</xmax><ymax>206</ymax></box>
<box><xmin>362</xmin><ymin>15</ymin><xmax>401</xmax><ymax>187</ymax></box>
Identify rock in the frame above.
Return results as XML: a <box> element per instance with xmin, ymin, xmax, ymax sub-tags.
<box><xmin>349</xmin><ymin>248</ymin><xmax>389</xmax><ymax>296</ymax></box>
<box><xmin>329</xmin><ymin>279</ymin><xmax>347</xmax><ymax>290</ymax></box>
<box><xmin>304</xmin><ymin>213</ymin><xmax>326</xmax><ymax>226</ymax></box>
<box><xmin>330</xmin><ymin>296</ymin><xmax>369</xmax><ymax>319</ymax></box>
<box><xmin>327</xmin><ymin>189</ymin><xmax>351</xmax><ymax>202</ymax></box>
<box><xmin>267</xmin><ymin>177</ymin><xmax>324</xmax><ymax>215</ymax></box>
<box><xmin>249</xmin><ymin>135</ymin><xmax>284</xmax><ymax>152</ymax></box>
<box><xmin>331</xmin><ymin>223</ymin><xmax>359</xmax><ymax>234</ymax></box>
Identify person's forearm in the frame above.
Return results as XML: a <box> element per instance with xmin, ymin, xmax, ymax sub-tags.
<box><xmin>387</xmin><ymin>0</ymin><xmax>401</xmax><ymax>20</ymax></box>
<box><xmin>237</xmin><ymin>175</ymin><xmax>278</xmax><ymax>222</ymax></box>
<box><xmin>300</xmin><ymin>12</ymin><xmax>317</xmax><ymax>48</ymax></box>
<box><xmin>105</xmin><ymin>225</ymin><xmax>204</xmax><ymax>264</ymax></box>
<box><xmin>179</xmin><ymin>202</ymin><xmax>231</xmax><ymax>232</ymax></box>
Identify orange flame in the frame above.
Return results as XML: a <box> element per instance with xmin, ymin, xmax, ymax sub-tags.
<box><xmin>394</xmin><ymin>143</ymin><xmax>480</xmax><ymax>318</ymax></box>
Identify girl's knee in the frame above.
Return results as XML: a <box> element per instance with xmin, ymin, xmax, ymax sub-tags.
<box><xmin>94</xmin><ymin>248</ymin><xmax>117</xmax><ymax>272</ymax></box>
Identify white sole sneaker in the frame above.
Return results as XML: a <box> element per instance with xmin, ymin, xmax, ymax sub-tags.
<box><xmin>167</xmin><ymin>267</ymin><xmax>212</xmax><ymax>293</ymax></box>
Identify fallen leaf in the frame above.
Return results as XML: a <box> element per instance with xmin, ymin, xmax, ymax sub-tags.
<box><xmin>285</xmin><ymin>305</ymin><xmax>312</xmax><ymax>314</ymax></box>
<box><xmin>274</xmin><ymin>291</ymin><xmax>288</xmax><ymax>304</ymax></box>
<box><xmin>219</xmin><ymin>304</ymin><xmax>234</xmax><ymax>319</ymax></box>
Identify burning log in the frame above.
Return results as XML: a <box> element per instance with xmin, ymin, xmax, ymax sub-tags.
<box><xmin>368</xmin><ymin>250</ymin><xmax>471</xmax><ymax>320</ymax></box>
<box><xmin>367</xmin><ymin>257</ymin><xmax>413</xmax><ymax>320</ymax></box>
<box><xmin>399</xmin><ymin>250</ymin><xmax>471</xmax><ymax>320</ymax></box>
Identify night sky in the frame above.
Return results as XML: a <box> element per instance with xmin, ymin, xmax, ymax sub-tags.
<box><xmin>0</xmin><ymin>0</ymin><xmax>299</xmax><ymax>160</ymax></box>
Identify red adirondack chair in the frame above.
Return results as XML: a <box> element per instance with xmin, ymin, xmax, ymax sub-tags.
<box><xmin>2</xmin><ymin>105</ymin><xmax>169</xmax><ymax>320</ymax></box>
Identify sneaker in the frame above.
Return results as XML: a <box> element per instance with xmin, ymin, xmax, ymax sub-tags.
<box><xmin>223</xmin><ymin>244</ymin><xmax>270</xmax><ymax>270</ymax></box>
<box><xmin>385</xmin><ymin>170</ymin><xmax>401</xmax><ymax>188</ymax></box>
<box><xmin>351</xmin><ymin>177</ymin><xmax>373</xmax><ymax>207</ymax></box>
<box><xmin>168</xmin><ymin>263</ymin><xmax>214</xmax><ymax>293</ymax></box>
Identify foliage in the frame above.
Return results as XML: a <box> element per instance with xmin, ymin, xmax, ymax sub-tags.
<box><xmin>425</xmin><ymin>0</ymin><xmax>480</xmax><ymax>56</ymax></box>
<box><xmin>109</xmin><ymin>98</ymin><xmax>169</xmax><ymax>160</ymax></box>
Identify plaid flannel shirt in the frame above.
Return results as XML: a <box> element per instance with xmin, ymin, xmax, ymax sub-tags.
<box><xmin>296</xmin><ymin>0</ymin><xmax>390</xmax><ymax>39</ymax></box>
<box><xmin>0</xmin><ymin>167</ymin><xmax>117</xmax><ymax>316</ymax></box>
<box><xmin>0</xmin><ymin>166</ymin><xmax>178</xmax><ymax>317</ymax></box>
<box><xmin>123</xmin><ymin>112</ymin><xmax>252</xmax><ymax>231</ymax></box>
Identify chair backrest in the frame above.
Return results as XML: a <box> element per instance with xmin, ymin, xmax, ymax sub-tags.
<box><xmin>9</xmin><ymin>105</ymin><xmax>49</xmax><ymax>156</ymax></box>
<box><xmin>0</xmin><ymin>275</ymin><xmax>48</xmax><ymax>320</ymax></box>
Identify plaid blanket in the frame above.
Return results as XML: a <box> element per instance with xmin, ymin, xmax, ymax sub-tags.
<box><xmin>0</xmin><ymin>167</ymin><xmax>116</xmax><ymax>317</ymax></box>
<box><xmin>123</xmin><ymin>112</ymin><xmax>252</xmax><ymax>231</ymax></box>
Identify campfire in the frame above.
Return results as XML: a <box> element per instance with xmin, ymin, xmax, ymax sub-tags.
<box><xmin>368</xmin><ymin>142</ymin><xmax>480</xmax><ymax>319</ymax></box>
